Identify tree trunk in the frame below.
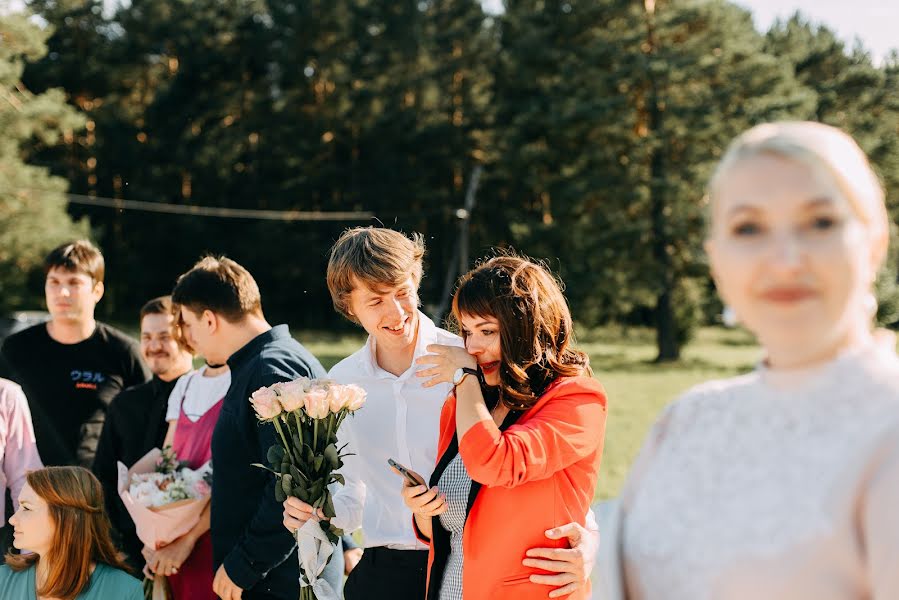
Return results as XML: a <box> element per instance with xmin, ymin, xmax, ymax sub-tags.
<box><xmin>644</xmin><ymin>3</ymin><xmax>680</xmax><ymax>362</ymax></box>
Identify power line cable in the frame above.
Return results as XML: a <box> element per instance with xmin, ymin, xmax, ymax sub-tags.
<box><xmin>67</xmin><ymin>193</ymin><xmax>375</xmax><ymax>221</ymax></box>
<box><xmin>3</xmin><ymin>187</ymin><xmax>375</xmax><ymax>221</ymax></box>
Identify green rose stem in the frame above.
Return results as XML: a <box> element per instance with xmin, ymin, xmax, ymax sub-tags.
<box><xmin>294</xmin><ymin>412</ymin><xmax>304</xmax><ymax>446</ymax></box>
<box><xmin>325</xmin><ymin>413</ymin><xmax>335</xmax><ymax>445</ymax></box>
<box><xmin>272</xmin><ymin>418</ymin><xmax>291</xmax><ymax>459</ymax></box>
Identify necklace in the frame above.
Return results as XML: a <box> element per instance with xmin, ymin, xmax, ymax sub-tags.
<box><xmin>491</xmin><ymin>402</ymin><xmax>508</xmax><ymax>423</ymax></box>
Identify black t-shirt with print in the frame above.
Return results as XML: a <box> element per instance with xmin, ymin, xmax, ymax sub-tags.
<box><xmin>0</xmin><ymin>322</ymin><xmax>150</xmax><ymax>467</ymax></box>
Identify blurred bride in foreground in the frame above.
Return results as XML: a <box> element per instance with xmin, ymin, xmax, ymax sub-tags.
<box><xmin>596</xmin><ymin>121</ymin><xmax>899</xmax><ymax>600</ymax></box>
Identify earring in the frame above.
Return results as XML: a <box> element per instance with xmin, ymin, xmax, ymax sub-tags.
<box><xmin>864</xmin><ymin>293</ymin><xmax>878</xmax><ymax>320</ymax></box>
<box><xmin>722</xmin><ymin>306</ymin><xmax>739</xmax><ymax>327</ymax></box>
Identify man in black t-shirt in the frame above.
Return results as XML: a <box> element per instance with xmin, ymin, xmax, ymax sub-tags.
<box><xmin>0</xmin><ymin>240</ymin><xmax>150</xmax><ymax>467</ymax></box>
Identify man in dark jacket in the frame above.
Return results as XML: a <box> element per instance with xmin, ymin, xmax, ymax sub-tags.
<box><xmin>172</xmin><ymin>256</ymin><xmax>332</xmax><ymax>600</ymax></box>
<box><xmin>92</xmin><ymin>295</ymin><xmax>194</xmax><ymax>571</ymax></box>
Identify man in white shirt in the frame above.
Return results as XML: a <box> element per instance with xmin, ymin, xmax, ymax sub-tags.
<box><xmin>284</xmin><ymin>227</ymin><xmax>598</xmax><ymax>600</ymax></box>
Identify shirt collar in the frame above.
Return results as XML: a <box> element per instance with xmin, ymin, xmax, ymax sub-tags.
<box><xmin>152</xmin><ymin>372</ymin><xmax>184</xmax><ymax>396</ymax></box>
<box><xmin>362</xmin><ymin>310</ymin><xmax>439</xmax><ymax>379</ymax></box>
<box><xmin>227</xmin><ymin>324</ymin><xmax>290</xmax><ymax>369</ymax></box>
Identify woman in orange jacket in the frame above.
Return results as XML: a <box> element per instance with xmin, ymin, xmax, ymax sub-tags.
<box><xmin>403</xmin><ymin>255</ymin><xmax>607</xmax><ymax>600</ymax></box>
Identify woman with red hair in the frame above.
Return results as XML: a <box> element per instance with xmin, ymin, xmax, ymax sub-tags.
<box><xmin>0</xmin><ymin>466</ymin><xmax>141</xmax><ymax>599</ymax></box>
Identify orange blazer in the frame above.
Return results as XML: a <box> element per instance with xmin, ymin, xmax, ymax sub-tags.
<box><xmin>417</xmin><ymin>375</ymin><xmax>607</xmax><ymax>600</ymax></box>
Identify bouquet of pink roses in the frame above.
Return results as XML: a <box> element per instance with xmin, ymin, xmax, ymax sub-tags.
<box><xmin>250</xmin><ymin>377</ymin><xmax>365</xmax><ymax>600</ymax></box>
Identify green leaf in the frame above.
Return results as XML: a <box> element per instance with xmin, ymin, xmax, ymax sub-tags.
<box><xmin>289</xmin><ymin>464</ymin><xmax>307</xmax><ymax>483</ymax></box>
<box><xmin>291</xmin><ymin>433</ymin><xmax>304</xmax><ymax>462</ymax></box>
<box><xmin>320</xmin><ymin>520</ymin><xmax>340</xmax><ymax>545</ymax></box>
<box><xmin>331</xmin><ymin>473</ymin><xmax>345</xmax><ymax>486</ymax></box>
<box><xmin>267</xmin><ymin>446</ymin><xmax>285</xmax><ymax>466</ymax></box>
<box><xmin>323</xmin><ymin>444</ymin><xmax>340</xmax><ymax>470</ymax></box>
<box><xmin>322</xmin><ymin>493</ymin><xmax>336</xmax><ymax>519</ymax></box>
<box><xmin>281</xmin><ymin>474</ymin><xmax>293</xmax><ymax>497</ymax></box>
<box><xmin>293</xmin><ymin>485</ymin><xmax>310</xmax><ymax>503</ymax></box>
<box><xmin>251</xmin><ymin>463</ymin><xmax>279</xmax><ymax>476</ymax></box>
<box><xmin>309</xmin><ymin>480</ymin><xmax>324</xmax><ymax>500</ymax></box>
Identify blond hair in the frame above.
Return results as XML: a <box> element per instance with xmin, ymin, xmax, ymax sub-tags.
<box><xmin>326</xmin><ymin>227</ymin><xmax>425</xmax><ymax>323</ymax></box>
<box><xmin>708</xmin><ymin>121</ymin><xmax>888</xmax><ymax>265</ymax></box>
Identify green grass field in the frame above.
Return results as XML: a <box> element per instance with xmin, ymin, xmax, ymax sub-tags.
<box><xmin>299</xmin><ymin>326</ymin><xmax>762</xmax><ymax>500</ymax></box>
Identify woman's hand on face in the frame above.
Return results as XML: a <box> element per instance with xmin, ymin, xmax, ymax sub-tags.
<box><xmin>415</xmin><ymin>344</ymin><xmax>478</xmax><ymax>388</ymax></box>
<box><xmin>282</xmin><ymin>497</ymin><xmax>325</xmax><ymax>533</ymax></box>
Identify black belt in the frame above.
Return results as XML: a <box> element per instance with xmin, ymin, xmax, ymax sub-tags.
<box><xmin>365</xmin><ymin>546</ymin><xmax>428</xmax><ymax>566</ymax></box>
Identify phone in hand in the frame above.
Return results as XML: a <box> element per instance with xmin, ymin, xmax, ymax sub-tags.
<box><xmin>388</xmin><ymin>458</ymin><xmax>425</xmax><ymax>487</ymax></box>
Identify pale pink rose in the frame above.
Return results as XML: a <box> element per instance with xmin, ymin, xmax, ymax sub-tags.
<box><xmin>303</xmin><ymin>388</ymin><xmax>330</xmax><ymax>420</ymax></box>
<box><xmin>326</xmin><ymin>385</ymin><xmax>348</xmax><ymax>413</ymax></box>
<box><xmin>343</xmin><ymin>384</ymin><xmax>366</xmax><ymax>411</ymax></box>
<box><xmin>276</xmin><ymin>380</ymin><xmax>307</xmax><ymax>412</ymax></box>
<box><xmin>250</xmin><ymin>386</ymin><xmax>282</xmax><ymax>420</ymax></box>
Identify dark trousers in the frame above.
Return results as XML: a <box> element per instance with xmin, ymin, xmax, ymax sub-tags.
<box><xmin>243</xmin><ymin>537</ymin><xmax>346</xmax><ymax>600</ymax></box>
<box><xmin>343</xmin><ymin>547</ymin><xmax>428</xmax><ymax>600</ymax></box>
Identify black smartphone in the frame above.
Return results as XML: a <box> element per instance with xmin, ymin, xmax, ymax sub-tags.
<box><xmin>388</xmin><ymin>458</ymin><xmax>425</xmax><ymax>487</ymax></box>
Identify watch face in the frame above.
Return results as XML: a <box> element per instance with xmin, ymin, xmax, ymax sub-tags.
<box><xmin>453</xmin><ymin>368</ymin><xmax>464</xmax><ymax>385</ymax></box>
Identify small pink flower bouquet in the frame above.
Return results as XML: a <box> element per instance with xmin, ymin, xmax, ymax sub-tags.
<box><xmin>250</xmin><ymin>377</ymin><xmax>366</xmax><ymax>600</ymax></box>
<box><xmin>117</xmin><ymin>447</ymin><xmax>212</xmax><ymax>600</ymax></box>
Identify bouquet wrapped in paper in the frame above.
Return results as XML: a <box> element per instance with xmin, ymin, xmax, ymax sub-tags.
<box><xmin>250</xmin><ymin>378</ymin><xmax>365</xmax><ymax>600</ymax></box>
<box><xmin>117</xmin><ymin>447</ymin><xmax>212</xmax><ymax>600</ymax></box>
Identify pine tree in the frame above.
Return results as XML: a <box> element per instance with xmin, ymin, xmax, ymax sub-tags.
<box><xmin>493</xmin><ymin>0</ymin><xmax>813</xmax><ymax>360</ymax></box>
<box><xmin>766</xmin><ymin>15</ymin><xmax>899</xmax><ymax>324</ymax></box>
<box><xmin>0</xmin><ymin>11</ymin><xmax>89</xmax><ymax>313</ymax></box>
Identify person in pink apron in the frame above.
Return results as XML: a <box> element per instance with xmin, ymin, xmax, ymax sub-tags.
<box><xmin>143</xmin><ymin>362</ymin><xmax>230</xmax><ymax>599</ymax></box>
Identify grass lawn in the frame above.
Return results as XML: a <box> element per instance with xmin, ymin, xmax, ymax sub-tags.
<box><xmin>299</xmin><ymin>325</ymin><xmax>762</xmax><ymax>500</ymax></box>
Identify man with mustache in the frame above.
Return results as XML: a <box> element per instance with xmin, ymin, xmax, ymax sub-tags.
<box><xmin>91</xmin><ymin>295</ymin><xmax>195</xmax><ymax>572</ymax></box>
<box><xmin>1</xmin><ymin>240</ymin><xmax>150</xmax><ymax>468</ymax></box>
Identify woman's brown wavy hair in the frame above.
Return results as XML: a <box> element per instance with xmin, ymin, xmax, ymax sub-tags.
<box><xmin>5</xmin><ymin>467</ymin><xmax>133</xmax><ymax>600</ymax></box>
<box><xmin>451</xmin><ymin>255</ymin><xmax>590</xmax><ymax>410</ymax></box>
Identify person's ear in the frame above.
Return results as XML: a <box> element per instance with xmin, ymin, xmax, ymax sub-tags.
<box><xmin>868</xmin><ymin>226</ymin><xmax>889</xmax><ymax>280</ymax></box>
<box><xmin>203</xmin><ymin>310</ymin><xmax>219</xmax><ymax>334</ymax></box>
<box><xmin>92</xmin><ymin>280</ymin><xmax>105</xmax><ymax>303</ymax></box>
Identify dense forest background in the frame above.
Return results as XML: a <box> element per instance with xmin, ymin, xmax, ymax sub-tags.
<box><xmin>3</xmin><ymin>0</ymin><xmax>898</xmax><ymax>360</ymax></box>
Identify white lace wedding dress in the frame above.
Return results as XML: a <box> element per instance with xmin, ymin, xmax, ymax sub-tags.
<box><xmin>603</xmin><ymin>341</ymin><xmax>899</xmax><ymax>600</ymax></box>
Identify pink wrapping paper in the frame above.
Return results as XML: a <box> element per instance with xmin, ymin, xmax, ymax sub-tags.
<box><xmin>117</xmin><ymin>448</ymin><xmax>210</xmax><ymax>549</ymax></box>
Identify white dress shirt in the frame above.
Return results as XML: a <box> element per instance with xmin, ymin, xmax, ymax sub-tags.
<box><xmin>329</xmin><ymin>312</ymin><xmax>460</xmax><ymax>549</ymax></box>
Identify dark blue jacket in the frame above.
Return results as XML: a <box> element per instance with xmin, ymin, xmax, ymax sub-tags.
<box><xmin>212</xmin><ymin>325</ymin><xmax>330</xmax><ymax>598</ymax></box>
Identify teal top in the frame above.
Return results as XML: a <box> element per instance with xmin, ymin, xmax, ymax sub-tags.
<box><xmin>0</xmin><ymin>562</ymin><xmax>142</xmax><ymax>599</ymax></box>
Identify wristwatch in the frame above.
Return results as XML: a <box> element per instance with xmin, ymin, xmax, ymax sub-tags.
<box><xmin>452</xmin><ymin>367</ymin><xmax>480</xmax><ymax>387</ymax></box>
